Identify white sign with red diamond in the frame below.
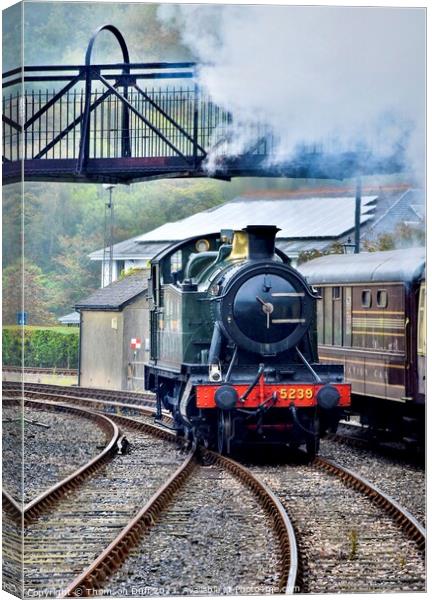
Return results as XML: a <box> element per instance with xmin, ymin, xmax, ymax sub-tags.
<box><xmin>130</xmin><ymin>337</ymin><xmax>142</xmax><ymax>350</ymax></box>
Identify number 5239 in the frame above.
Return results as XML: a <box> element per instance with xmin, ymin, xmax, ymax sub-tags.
<box><xmin>279</xmin><ymin>387</ymin><xmax>314</xmax><ymax>400</ymax></box>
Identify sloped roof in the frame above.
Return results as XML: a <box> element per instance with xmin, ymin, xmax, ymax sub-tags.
<box><xmin>299</xmin><ymin>247</ymin><xmax>425</xmax><ymax>284</ymax></box>
<box><xmin>132</xmin><ymin>195</ymin><xmax>377</xmax><ymax>241</ymax></box>
<box><xmin>58</xmin><ymin>311</ymin><xmax>80</xmax><ymax>324</ymax></box>
<box><xmin>90</xmin><ymin>240</ymin><xmax>168</xmax><ymax>262</ymax></box>
<box><xmin>76</xmin><ymin>273</ymin><xmax>147</xmax><ymax>311</ymax></box>
<box><xmin>361</xmin><ymin>189</ymin><xmax>425</xmax><ymax>239</ymax></box>
<box><xmin>90</xmin><ymin>194</ymin><xmax>377</xmax><ymax>260</ymax></box>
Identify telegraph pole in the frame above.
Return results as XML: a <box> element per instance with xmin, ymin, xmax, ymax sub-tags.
<box><xmin>354</xmin><ymin>177</ymin><xmax>362</xmax><ymax>253</ymax></box>
<box><xmin>102</xmin><ymin>184</ymin><xmax>116</xmax><ymax>285</ymax></box>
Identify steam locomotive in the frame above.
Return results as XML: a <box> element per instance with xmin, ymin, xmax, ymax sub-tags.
<box><xmin>145</xmin><ymin>226</ymin><xmax>351</xmax><ymax>456</ymax></box>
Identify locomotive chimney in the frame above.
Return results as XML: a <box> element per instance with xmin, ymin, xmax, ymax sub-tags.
<box><xmin>244</xmin><ymin>225</ymin><xmax>280</xmax><ymax>260</ymax></box>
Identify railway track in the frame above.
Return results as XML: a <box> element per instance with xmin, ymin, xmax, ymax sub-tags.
<box><xmin>3</xmin><ymin>389</ymin><xmax>297</xmax><ymax>596</ymax></box>
<box><xmin>320</xmin><ymin>435</ymin><xmax>425</xmax><ymax>527</ymax></box>
<box><xmin>3</xmin><ymin>383</ymin><xmax>425</xmax><ymax>595</ymax></box>
<box><xmin>63</xmin><ymin>414</ymin><xmax>297</xmax><ymax>598</ymax></box>
<box><xmin>3</xmin><ymin>365</ymin><xmax>78</xmax><ymax>377</ymax></box>
<box><xmin>244</xmin><ymin>452</ymin><xmax>425</xmax><ymax>593</ymax></box>
<box><xmin>2</xmin><ymin>380</ymin><xmax>156</xmax><ymax>408</ymax></box>
<box><xmin>20</xmin><ymin>414</ymin><xmax>187</xmax><ymax>595</ymax></box>
<box><xmin>2</xmin><ymin>398</ymin><xmax>120</xmax><ymax>524</ymax></box>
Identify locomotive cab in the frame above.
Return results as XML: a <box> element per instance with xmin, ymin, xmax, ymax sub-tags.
<box><xmin>145</xmin><ymin>226</ymin><xmax>351</xmax><ymax>456</ymax></box>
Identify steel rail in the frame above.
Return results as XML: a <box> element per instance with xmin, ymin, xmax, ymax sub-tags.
<box><xmin>2</xmin><ymin>489</ymin><xmax>22</xmax><ymax>522</ymax></box>
<box><xmin>3</xmin><ymin>398</ymin><xmax>120</xmax><ymax>525</ymax></box>
<box><xmin>3</xmin><ymin>366</ymin><xmax>78</xmax><ymax>376</ymax></box>
<box><xmin>313</xmin><ymin>456</ymin><xmax>426</xmax><ymax>553</ymax></box>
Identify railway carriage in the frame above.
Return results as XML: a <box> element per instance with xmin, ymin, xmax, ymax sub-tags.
<box><xmin>145</xmin><ymin>225</ymin><xmax>351</xmax><ymax>456</ymax></box>
<box><xmin>299</xmin><ymin>248</ymin><xmax>425</xmax><ymax>446</ymax></box>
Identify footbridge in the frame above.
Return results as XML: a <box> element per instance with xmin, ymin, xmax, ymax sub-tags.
<box><xmin>3</xmin><ymin>25</ymin><xmax>404</xmax><ymax>185</ymax></box>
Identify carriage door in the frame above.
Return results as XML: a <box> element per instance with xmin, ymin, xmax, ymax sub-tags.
<box><xmin>417</xmin><ymin>283</ymin><xmax>426</xmax><ymax>396</ymax></box>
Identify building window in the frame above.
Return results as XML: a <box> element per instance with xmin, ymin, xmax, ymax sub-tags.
<box><xmin>361</xmin><ymin>289</ymin><xmax>372</xmax><ymax>308</ymax></box>
<box><xmin>332</xmin><ymin>286</ymin><xmax>341</xmax><ymax>300</ymax></box>
<box><xmin>117</xmin><ymin>260</ymin><xmax>125</xmax><ymax>277</ymax></box>
<box><xmin>170</xmin><ymin>251</ymin><xmax>182</xmax><ymax>273</ymax></box>
<box><xmin>377</xmin><ymin>290</ymin><xmax>388</xmax><ymax>308</ymax></box>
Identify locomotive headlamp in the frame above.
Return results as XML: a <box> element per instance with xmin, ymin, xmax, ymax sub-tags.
<box><xmin>215</xmin><ymin>385</ymin><xmax>239</xmax><ymax>410</ymax></box>
<box><xmin>196</xmin><ymin>239</ymin><xmax>210</xmax><ymax>253</ymax></box>
<box><xmin>317</xmin><ymin>384</ymin><xmax>340</xmax><ymax>410</ymax></box>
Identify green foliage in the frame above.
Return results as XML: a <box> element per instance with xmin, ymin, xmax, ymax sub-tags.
<box><xmin>118</xmin><ymin>267</ymin><xmax>147</xmax><ymax>280</ymax></box>
<box><xmin>2</xmin><ymin>327</ymin><xmax>79</xmax><ymax>369</ymax></box>
<box><xmin>2</xmin><ymin>261</ymin><xmax>57</xmax><ymax>326</ymax></box>
<box><xmin>3</xmin><ymin>178</ymin><xmax>242</xmax><ymax>320</ymax></box>
<box><xmin>297</xmin><ymin>242</ymin><xmax>344</xmax><ymax>265</ymax></box>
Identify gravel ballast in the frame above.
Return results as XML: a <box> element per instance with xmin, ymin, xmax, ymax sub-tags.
<box><xmin>106</xmin><ymin>463</ymin><xmax>281</xmax><ymax>596</ymax></box>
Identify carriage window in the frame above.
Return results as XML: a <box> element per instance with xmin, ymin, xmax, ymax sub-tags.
<box><xmin>315</xmin><ymin>289</ymin><xmax>323</xmax><ymax>343</ymax></box>
<box><xmin>332</xmin><ymin>287</ymin><xmax>342</xmax><ymax>345</ymax></box>
<box><xmin>417</xmin><ymin>285</ymin><xmax>426</xmax><ymax>356</ymax></box>
<box><xmin>377</xmin><ymin>290</ymin><xmax>388</xmax><ymax>308</ymax></box>
<box><xmin>361</xmin><ymin>290</ymin><xmax>372</xmax><ymax>308</ymax></box>
<box><xmin>332</xmin><ymin>286</ymin><xmax>341</xmax><ymax>300</ymax></box>
<box><xmin>324</xmin><ymin>287</ymin><xmax>333</xmax><ymax>345</ymax></box>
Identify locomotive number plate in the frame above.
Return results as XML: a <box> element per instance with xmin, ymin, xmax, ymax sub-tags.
<box><xmin>278</xmin><ymin>387</ymin><xmax>314</xmax><ymax>400</ymax></box>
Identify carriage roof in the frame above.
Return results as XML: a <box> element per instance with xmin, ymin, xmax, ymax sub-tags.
<box><xmin>298</xmin><ymin>247</ymin><xmax>425</xmax><ymax>285</ymax></box>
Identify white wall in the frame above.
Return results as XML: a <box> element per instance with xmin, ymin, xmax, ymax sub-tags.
<box><xmin>100</xmin><ymin>259</ymin><xmax>149</xmax><ymax>287</ymax></box>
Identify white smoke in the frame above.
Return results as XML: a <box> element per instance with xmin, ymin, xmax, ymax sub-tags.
<box><xmin>158</xmin><ymin>4</ymin><xmax>425</xmax><ymax>179</ymax></box>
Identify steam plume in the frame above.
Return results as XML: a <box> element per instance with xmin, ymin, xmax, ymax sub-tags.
<box><xmin>159</xmin><ymin>5</ymin><xmax>425</xmax><ymax>179</ymax></box>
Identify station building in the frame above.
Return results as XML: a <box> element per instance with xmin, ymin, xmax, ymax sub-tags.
<box><xmin>75</xmin><ymin>273</ymin><xmax>148</xmax><ymax>391</ymax></box>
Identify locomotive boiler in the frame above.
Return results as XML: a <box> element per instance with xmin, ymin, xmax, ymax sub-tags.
<box><xmin>145</xmin><ymin>226</ymin><xmax>351</xmax><ymax>456</ymax></box>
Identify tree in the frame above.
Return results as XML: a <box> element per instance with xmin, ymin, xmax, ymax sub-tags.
<box><xmin>2</xmin><ymin>261</ymin><xmax>56</xmax><ymax>325</ymax></box>
<box><xmin>54</xmin><ymin>232</ymin><xmax>102</xmax><ymax>313</ymax></box>
<box><xmin>363</xmin><ymin>222</ymin><xmax>425</xmax><ymax>252</ymax></box>
<box><xmin>297</xmin><ymin>242</ymin><xmax>344</xmax><ymax>265</ymax></box>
